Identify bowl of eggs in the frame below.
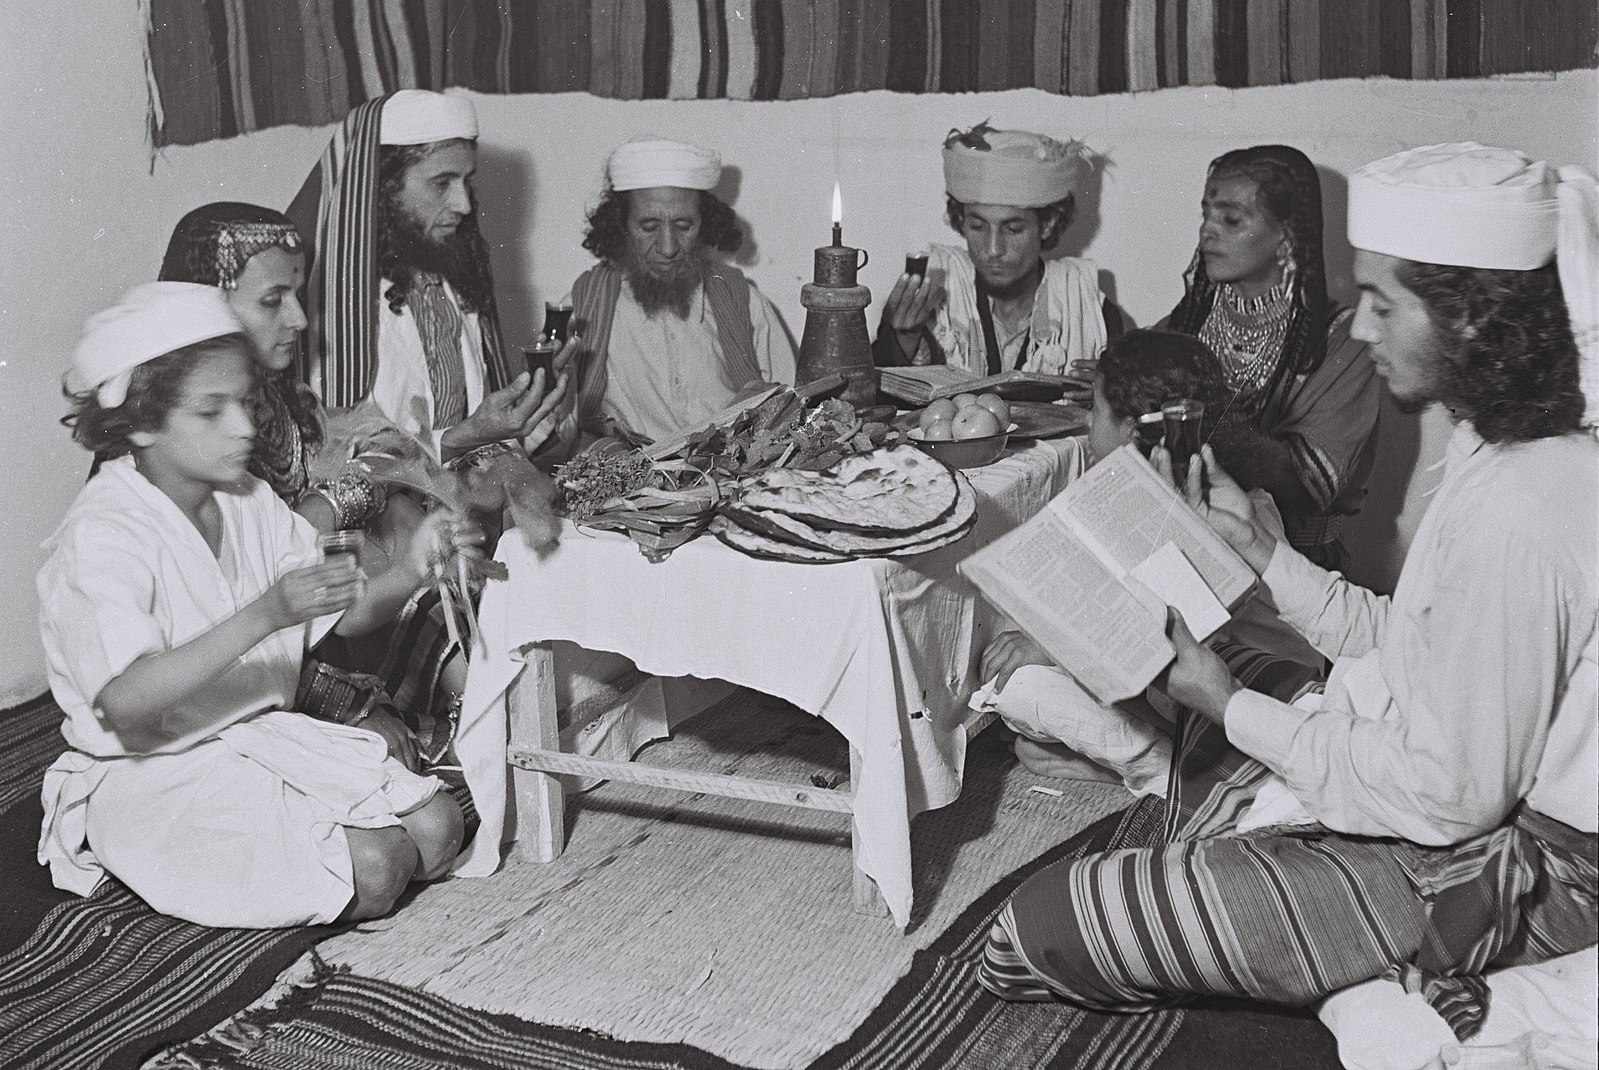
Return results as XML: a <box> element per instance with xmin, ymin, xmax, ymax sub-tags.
<box><xmin>906</xmin><ymin>393</ymin><xmax>1014</xmax><ymax>469</ymax></box>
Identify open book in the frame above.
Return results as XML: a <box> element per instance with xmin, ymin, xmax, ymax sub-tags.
<box><xmin>960</xmin><ymin>445</ymin><xmax>1257</xmax><ymax>704</ymax></box>
<box><xmin>878</xmin><ymin>366</ymin><xmax>1082</xmax><ymax>406</ymax></box>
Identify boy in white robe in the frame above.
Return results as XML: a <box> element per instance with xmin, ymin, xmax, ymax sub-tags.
<box><xmin>38</xmin><ymin>283</ymin><xmax>470</xmax><ymax>928</ymax></box>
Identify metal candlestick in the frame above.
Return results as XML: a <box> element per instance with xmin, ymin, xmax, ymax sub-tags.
<box><xmin>797</xmin><ymin>240</ymin><xmax>876</xmax><ymax>409</ymax></box>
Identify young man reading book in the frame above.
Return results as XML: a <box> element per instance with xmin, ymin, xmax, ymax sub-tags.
<box><xmin>977</xmin><ymin>144</ymin><xmax>1598</xmax><ymax>1063</ymax></box>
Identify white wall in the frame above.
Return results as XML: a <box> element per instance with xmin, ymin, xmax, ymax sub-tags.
<box><xmin>3</xmin><ymin>4</ymin><xmax>1594</xmax><ymax>703</ymax></box>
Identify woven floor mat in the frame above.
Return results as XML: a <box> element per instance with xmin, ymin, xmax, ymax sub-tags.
<box><xmin>189</xmin><ymin>688</ymin><xmax>1129</xmax><ymax>1069</ymax></box>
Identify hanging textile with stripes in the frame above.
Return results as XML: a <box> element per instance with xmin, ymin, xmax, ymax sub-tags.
<box><xmin>143</xmin><ymin>0</ymin><xmax>1597</xmax><ymax>149</ymax></box>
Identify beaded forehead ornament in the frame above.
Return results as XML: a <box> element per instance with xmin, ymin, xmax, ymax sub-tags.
<box><xmin>211</xmin><ymin>222</ymin><xmax>303</xmax><ymax>290</ymax></box>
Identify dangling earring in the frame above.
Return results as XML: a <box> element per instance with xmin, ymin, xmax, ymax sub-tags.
<box><xmin>1277</xmin><ymin>241</ymin><xmax>1297</xmax><ymax>295</ymax></box>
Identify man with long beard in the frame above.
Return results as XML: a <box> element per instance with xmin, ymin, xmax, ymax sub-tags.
<box><xmin>565</xmin><ymin>139</ymin><xmax>796</xmax><ymax>445</ymax></box>
<box><xmin>292</xmin><ymin>90</ymin><xmax>566</xmax><ymax>462</ymax></box>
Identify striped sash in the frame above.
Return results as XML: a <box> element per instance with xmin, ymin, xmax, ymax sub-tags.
<box><xmin>988</xmin><ymin>699</ymin><xmax>1597</xmax><ymax>1041</ymax></box>
<box><xmin>407</xmin><ymin>274</ymin><xmax>468</xmax><ymax>430</ymax></box>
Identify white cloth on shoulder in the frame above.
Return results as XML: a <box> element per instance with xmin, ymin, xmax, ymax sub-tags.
<box><xmin>926</xmin><ymin>244</ymin><xmax>1106</xmax><ymax>377</ymax></box>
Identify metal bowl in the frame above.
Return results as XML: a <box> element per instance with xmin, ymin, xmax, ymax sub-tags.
<box><xmin>907</xmin><ymin>426</ymin><xmax>1013</xmax><ymax>469</ymax></box>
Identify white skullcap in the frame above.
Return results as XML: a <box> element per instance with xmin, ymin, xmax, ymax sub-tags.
<box><xmin>380</xmin><ymin>89</ymin><xmax>479</xmax><ymax>146</ymax></box>
<box><xmin>71</xmin><ymin>282</ymin><xmax>242</xmax><ymax>408</ymax></box>
<box><xmin>943</xmin><ymin>125</ymin><xmax>1092</xmax><ymax>208</ymax></box>
<box><xmin>607</xmin><ymin>139</ymin><xmax>722</xmax><ymax>192</ymax></box>
<box><xmin>1348</xmin><ymin>143</ymin><xmax>1559</xmax><ymax>270</ymax></box>
<box><xmin>1351</xmin><ymin>142</ymin><xmax>1599</xmax><ymax>432</ymax></box>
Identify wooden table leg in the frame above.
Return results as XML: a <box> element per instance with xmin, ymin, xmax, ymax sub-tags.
<box><xmin>848</xmin><ymin>743</ymin><xmax>891</xmax><ymax>918</ymax></box>
<box><xmin>508</xmin><ymin>641</ymin><xmax>565</xmax><ymax>864</ymax></box>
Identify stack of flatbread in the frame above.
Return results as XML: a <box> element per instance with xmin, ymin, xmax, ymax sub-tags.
<box><xmin>711</xmin><ymin>445</ymin><xmax>977</xmax><ymax>563</ymax></box>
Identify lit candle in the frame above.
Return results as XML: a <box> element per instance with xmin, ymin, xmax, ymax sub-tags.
<box><xmin>831</xmin><ymin>181</ymin><xmax>843</xmax><ymax>247</ymax></box>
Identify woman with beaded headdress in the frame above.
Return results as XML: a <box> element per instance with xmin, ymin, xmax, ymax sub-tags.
<box><xmin>157</xmin><ymin>202</ymin><xmax>465</xmax><ymax>772</ymax></box>
<box><xmin>1163</xmin><ymin>145</ymin><xmax>1381</xmax><ymax>572</ymax></box>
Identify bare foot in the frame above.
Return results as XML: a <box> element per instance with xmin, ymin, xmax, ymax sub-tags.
<box><xmin>1013</xmin><ymin>737</ymin><xmax>1121</xmax><ymax>784</ymax></box>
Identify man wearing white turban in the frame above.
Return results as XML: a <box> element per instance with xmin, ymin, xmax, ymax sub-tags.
<box><xmin>874</xmin><ymin>122</ymin><xmax>1114</xmax><ymax>386</ymax></box>
<box><xmin>979</xmin><ymin>143</ymin><xmax>1598</xmax><ymax>1059</ymax></box>
<box><xmin>289</xmin><ymin>90</ymin><xmax>567</xmax><ymax>462</ymax></box>
<box><xmin>564</xmin><ymin>138</ymin><xmax>796</xmax><ymax>445</ymax></box>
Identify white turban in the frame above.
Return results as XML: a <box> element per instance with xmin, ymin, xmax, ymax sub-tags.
<box><xmin>943</xmin><ymin>125</ymin><xmax>1092</xmax><ymax>209</ymax></box>
<box><xmin>1350</xmin><ymin>142</ymin><xmax>1599</xmax><ymax>431</ymax></box>
<box><xmin>380</xmin><ymin>89</ymin><xmax>479</xmax><ymax>146</ymax></box>
<box><xmin>607</xmin><ymin>139</ymin><xmax>722</xmax><ymax>192</ymax></box>
<box><xmin>71</xmin><ymin>282</ymin><xmax>241</xmax><ymax>408</ymax></box>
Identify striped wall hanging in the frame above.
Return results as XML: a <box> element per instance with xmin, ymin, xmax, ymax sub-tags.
<box><xmin>144</xmin><ymin>0</ymin><xmax>1597</xmax><ymax>148</ymax></box>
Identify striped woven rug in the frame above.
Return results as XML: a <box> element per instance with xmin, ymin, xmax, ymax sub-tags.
<box><xmin>0</xmin><ymin>693</ymin><xmax>478</xmax><ymax>1070</ymax></box>
<box><xmin>144</xmin><ymin>799</ymin><xmax>1340</xmax><ymax>1069</ymax></box>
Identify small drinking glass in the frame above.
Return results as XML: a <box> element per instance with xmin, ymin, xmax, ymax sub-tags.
<box><xmin>317</xmin><ymin>529</ymin><xmax>365</xmax><ymax>567</ymax></box>
<box><xmin>1161</xmin><ymin>398</ymin><xmax>1206</xmax><ymax>483</ymax></box>
<box><xmin>542</xmin><ymin>303</ymin><xmax>573</xmax><ymax>345</ymax></box>
<box><xmin>904</xmin><ymin>253</ymin><xmax>929</xmax><ymax>278</ymax></box>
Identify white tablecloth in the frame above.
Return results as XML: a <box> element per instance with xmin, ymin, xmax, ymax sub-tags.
<box><xmin>455</xmin><ymin>435</ymin><xmax>1086</xmax><ymax>926</ymax></box>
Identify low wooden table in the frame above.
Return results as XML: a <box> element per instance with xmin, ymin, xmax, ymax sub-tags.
<box><xmin>454</xmin><ymin>435</ymin><xmax>1085</xmax><ymax>927</ymax></box>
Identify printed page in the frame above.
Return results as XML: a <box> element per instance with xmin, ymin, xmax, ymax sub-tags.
<box><xmin>961</xmin><ymin>507</ymin><xmax>1173</xmax><ymax>704</ymax></box>
<box><xmin>1046</xmin><ymin>445</ymin><xmax>1255</xmax><ymax>609</ymax></box>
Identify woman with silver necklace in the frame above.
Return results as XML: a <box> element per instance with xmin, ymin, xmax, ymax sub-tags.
<box><xmin>1164</xmin><ymin>145</ymin><xmax>1381</xmax><ymax>572</ymax></box>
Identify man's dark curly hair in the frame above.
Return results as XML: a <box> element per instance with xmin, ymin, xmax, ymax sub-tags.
<box><xmin>1394</xmin><ymin>261</ymin><xmax>1583</xmax><ymax>444</ymax></box>
<box><xmin>944</xmin><ymin>194</ymin><xmax>1076</xmax><ymax>252</ymax></box>
<box><xmin>581</xmin><ymin>188</ymin><xmax>745</xmax><ymax>265</ymax></box>
<box><xmin>63</xmin><ymin>335</ymin><xmax>253</xmax><ymax>459</ymax></box>
<box><xmin>376</xmin><ymin>141</ymin><xmax>495</xmax><ymax>314</ymax></box>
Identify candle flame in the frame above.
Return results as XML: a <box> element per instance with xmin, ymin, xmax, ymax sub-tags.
<box><xmin>831</xmin><ymin>181</ymin><xmax>842</xmax><ymax>225</ymax></box>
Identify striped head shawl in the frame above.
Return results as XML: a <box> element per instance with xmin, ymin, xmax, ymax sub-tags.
<box><xmin>287</xmin><ymin>93</ymin><xmax>516</xmax><ymax>411</ymax></box>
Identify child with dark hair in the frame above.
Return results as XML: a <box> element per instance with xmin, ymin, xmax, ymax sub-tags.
<box><xmin>40</xmin><ymin>283</ymin><xmax>469</xmax><ymax>928</ymax></box>
<box><xmin>981</xmin><ymin>328</ymin><xmax>1319</xmax><ymax>784</ymax></box>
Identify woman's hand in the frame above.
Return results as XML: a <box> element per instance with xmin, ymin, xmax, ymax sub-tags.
<box><xmin>980</xmin><ymin>630</ymin><xmax>1055</xmax><ymax>691</ymax></box>
<box><xmin>1154</xmin><ymin>443</ymin><xmax>1277</xmax><ymax>575</ymax></box>
<box><xmin>1156</xmin><ymin>609</ymin><xmax>1238</xmax><ymax>725</ymax></box>
<box><xmin>264</xmin><ymin>559</ymin><xmax>365</xmax><ymax>629</ymax></box>
<box><xmin>356</xmin><ymin>706</ymin><xmax>421</xmax><ymax>772</ymax></box>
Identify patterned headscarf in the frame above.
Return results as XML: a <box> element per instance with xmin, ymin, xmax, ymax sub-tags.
<box><xmin>159</xmin><ymin>201</ymin><xmax>323</xmax><ymax>501</ymax></box>
<box><xmin>1167</xmin><ymin>145</ymin><xmax>1332</xmax><ymax>420</ymax></box>
<box><xmin>287</xmin><ymin>93</ymin><xmax>517</xmax><ymax>411</ymax></box>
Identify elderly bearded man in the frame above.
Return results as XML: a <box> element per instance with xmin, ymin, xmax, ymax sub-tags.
<box><xmin>979</xmin><ymin>143</ymin><xmax>1598</xmax><ymax>1057</ymax></box>
<box><xmin>565</xmin><ymin>139</ymin><xmax>796</xmax><ymax>445</ymax></box>
<box><xmin>874</xmin><ymin>123</ymin><xmax>1117</xmax><ymax>385</ymax></box>
<box><xmin>291</xmin><ymin>90</ymin><xmax>567</xmax><ymax>462</ymax></box>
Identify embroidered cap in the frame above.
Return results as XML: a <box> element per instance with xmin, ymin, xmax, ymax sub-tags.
<box><xmin>943</xmin><ymin>123</ymin><xmax>1093</xmax><ymax>208</ymax></box>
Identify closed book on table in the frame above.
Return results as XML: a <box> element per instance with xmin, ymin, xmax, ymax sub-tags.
<box><xmin>878</xmin><ymin>366</ymin><xmax>1082</xmax><ymax>405</ymax></box>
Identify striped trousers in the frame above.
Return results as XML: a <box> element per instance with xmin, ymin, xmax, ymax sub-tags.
<box><xmin>979</xmin><ymin>710</ymin><xmax>1599</xmax><ymax>1040</ymax></box>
